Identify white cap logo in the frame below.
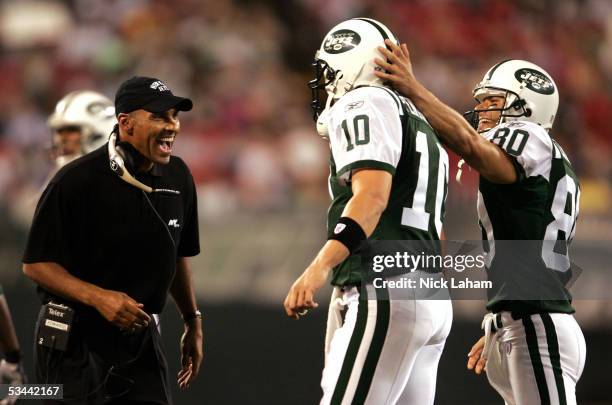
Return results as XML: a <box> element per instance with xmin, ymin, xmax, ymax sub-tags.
<box><xmin>150</xmin><ymin>81</ymin><xmax>170</xmax><ymax>92</ymax></box>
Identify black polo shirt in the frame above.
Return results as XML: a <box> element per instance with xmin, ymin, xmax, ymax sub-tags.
<box><xmin>23</xmin><ymin>144</ymin><xmax>200</xmax><ymax>314</ymax></box>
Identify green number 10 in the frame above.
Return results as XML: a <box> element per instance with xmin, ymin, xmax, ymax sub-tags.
<box><xmin>341</xmin><ymin>114</ymin><xmax>370</xmax><ymax>151</ymax></box>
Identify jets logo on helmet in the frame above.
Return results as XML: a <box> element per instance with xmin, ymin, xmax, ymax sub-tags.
<box><xmin>324</xmin><ymin>29</ymin><xmax>361</xmax><ymax>54</ymax></box>
<box><xmin>308</xmin><ymin>18</ymin><xmax>398</xmax><ymax>138</ymax></box>
<box><xmin>514</xmin><ymin>68</ymin><xmax>555</xmax><ymax>95</ymax></box>
<box><xmin>463</xmin><ymin>59</ymin><xmax>559</xmax><ymax>132</ymax></box>
<box><xmin>87</xmin><ymin>101</ymin><xmax>113</xmax><ymax>115</ymax></box>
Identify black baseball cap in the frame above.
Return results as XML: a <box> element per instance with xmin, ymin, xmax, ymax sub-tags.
<box><xmin>114</xmin><ymin>76</ymin><xmax>193</xmax><ymax>115</ymax></box>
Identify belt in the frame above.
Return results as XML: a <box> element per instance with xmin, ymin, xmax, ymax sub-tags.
<box><xmin>324</xmin><ymin>287</ymin><xmax>346</xmax><ymax>361</ymax></box>
<box><xmin>481</xmin><ymin>312</ymin><xmax>506</xmax><ymax>362</ymax></box>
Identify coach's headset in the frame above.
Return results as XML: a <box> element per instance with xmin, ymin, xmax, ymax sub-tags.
<box><xmin>108</xmin><ymin>125</ymin><xmax>179</xmax><ymax>195</ymax></box>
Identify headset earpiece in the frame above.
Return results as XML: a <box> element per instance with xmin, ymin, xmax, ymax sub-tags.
<box><xmin>107</xmin><ymin>132</ymin><xmax>179</xmax><ymax>195</ymax></box>
<box><xmin>108</xmin><ymin>132</ymin><xmax>125</xmax><ymax>176</ymax></box>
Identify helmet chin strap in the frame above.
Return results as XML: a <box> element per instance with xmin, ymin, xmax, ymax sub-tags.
<box><xmin>79</xmin><ymin>126</ymin><xmax>94</xmax><ymax>153</ymax></box>
<box><xmin>316</xmin><ymin>92</ymin><xmax>335</xmax><ymax>139</ymax></box>
<box><xmin>343</xmin><ymin>62</ymin><xmax>367</xmax><ymax>94</ymax></box>
<box><xmin>317</xmin><ymin>70</ymin><xmax>346</xmax><ymax>139</ymax></box>
<box><xmin>316</xmin><ymin>63</ymin><xmax>370</xmax><ymax>139</ymax></box>
<box><xmin>499</xmin><ymin>92</ymin><xmax>518</xmax><ymax>126</ymax></box>
<box><xmin>471</xmin><ymin>88</ymin><xmax>530</xmax><ymax>130</ymax></box>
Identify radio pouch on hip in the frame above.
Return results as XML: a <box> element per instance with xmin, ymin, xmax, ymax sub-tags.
<box><xmin>36</xmin><ymin>301</ymin><xmax>75</xmax><ymax>351</ymax></box>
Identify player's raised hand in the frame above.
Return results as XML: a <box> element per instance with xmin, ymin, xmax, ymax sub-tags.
<box><xmin>373</xmin><ymin>40</ymin><xmax>418</xmax><ymax>98</ymax></box>
<box><xmin>284</xmin><ymin>265</ymin><xmax>330</xmax><ymax>320</ymax></box>
<box><xmin>467</xmin><ymin>335</ymin><xmax>487</xmax><ymax>375</ymax></box>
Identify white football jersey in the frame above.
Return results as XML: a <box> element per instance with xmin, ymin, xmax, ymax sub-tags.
<box><xmin>483</xmin><ymin>120</ymin><xmax>560</xmax><ymax>181</ymax></box>
<box><xmin>327</xmin><ymin>86</ymin><xmax>403</xmax><ymax>183</ymax></box>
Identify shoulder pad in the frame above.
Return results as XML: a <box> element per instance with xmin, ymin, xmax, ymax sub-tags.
<box><xmin>485</xmin><ymin>121</ymin><xmax>553</xmax><ymax>180</ymax></box>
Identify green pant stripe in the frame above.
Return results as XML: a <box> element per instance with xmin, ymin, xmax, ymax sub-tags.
<box><xmin>541</xmin><ymin>314</ymin><xmax>567</xmax><ymax>405</ymax></box>
<box><xmin>523</xmin><ymin>316</ymin><xmax>550</xmax><ymax>405</ymax></box>
<box><xmin>352</xmin><ymin>286</ymin><xmax>390</xmax><ymax>404</ymax></box>
<box><xmin>331</xmin><ymin>286</ymin><xmax>369</xmax><ymax>405</ymax></box>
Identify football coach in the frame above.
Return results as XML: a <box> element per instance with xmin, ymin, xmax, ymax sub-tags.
<box><xmin>22</xmin><ymin>76</ymin><xmax>203</xmax><ymax>405</ymax></box>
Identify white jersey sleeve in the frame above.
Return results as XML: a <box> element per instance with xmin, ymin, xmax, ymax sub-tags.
<box><xmin>327</xmin><ymin>87</ymin><xmax>402</xmax><ymax>182</ymax></box>
<box><xmin>485</xmin><ymin>121</ymin><xmax>554</xmax><ymax>180</ymax></box>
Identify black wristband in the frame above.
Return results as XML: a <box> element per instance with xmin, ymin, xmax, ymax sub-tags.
<box><xmin>328</xmin><ymin>217</ymin><xmax>367</xmax><ymax>253</ymax></box>
<box><xmin>4</xmin><ymin>350</ymin><xmax>21</xmax><ymax>364</ymax></box>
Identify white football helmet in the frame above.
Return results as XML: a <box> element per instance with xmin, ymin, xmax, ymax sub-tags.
<box><xmin>309</xmin><ymin>18</ymin><xmax>398</xmax><ymax>135</ymax></box>
<box><xmin>465</xmin><ymin>59</ymin><xmax>559</xmax><ymax>132</ymax></box>
<box><xmin>48</xmin><ymin>90</ymin><xmax>116</xmax><ymax>166</ymax></box>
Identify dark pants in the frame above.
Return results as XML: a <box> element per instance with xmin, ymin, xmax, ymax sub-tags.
<box><xmin>42</xmin><ymin>401</ymin><xmax>167</xmax><ymax>405</ymax></box>
<box><xmin>34</xmin><ymin>306</ymin><xmax>171</xmax><ymax>405</ymax></box>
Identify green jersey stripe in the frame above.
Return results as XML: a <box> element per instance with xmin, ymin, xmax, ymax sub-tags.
<box><xmin>485</xmin><ymin>59</ymin><xmax>512</xmax><ymax>80</ymax></box>
<box><xmin>353</xmin><ymin>18</ymin><xmax>391</xmax><ymax>46</ymax></box>
<box><xmin>337</xmin><ymin>160</ymin><xmax>397</xmax><ymax>177</ymax></box>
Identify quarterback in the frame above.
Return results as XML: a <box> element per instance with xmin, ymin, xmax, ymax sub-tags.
<box><xmin>284</xmin><ymin>18</ymin><xmax>451</xmax><ymax>405</ymax></box>
<box><xmin>375</xmin><ymin>42</ymin><xmax>585</xmax><ymax>404</ymax></box>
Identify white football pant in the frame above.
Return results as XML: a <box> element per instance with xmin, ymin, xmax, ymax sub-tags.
<box><xmin>321</xmin><ymin>273</ymin><xmax>453</xmax><ymax>405</ymax></box>
<box><xmin>484</xmin><ymin>312</ymin><xmax>586</xmax><ymax>405</ymax></box>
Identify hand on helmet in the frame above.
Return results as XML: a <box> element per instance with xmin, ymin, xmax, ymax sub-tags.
<box><xmin>373</xmin><ymin>40</ymin><xmax>418</xmax><ymax>98</ymax></box>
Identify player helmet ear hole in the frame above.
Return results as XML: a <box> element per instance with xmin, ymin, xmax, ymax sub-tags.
<box><xmin>511</xmin><ymin>99</ymin><xmax>526</xmax><ymax>111</ymax></box>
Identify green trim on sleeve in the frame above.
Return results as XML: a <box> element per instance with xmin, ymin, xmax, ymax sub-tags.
<box><xmin>337</xmin><ymin>160</ymin><xmax>396</xmax><ymax>177</ymax></box>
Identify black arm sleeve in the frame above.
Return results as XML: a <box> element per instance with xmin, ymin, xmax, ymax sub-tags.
<box><xmin>22</xmin><ymin>182</ymin><xmax>71</xmax><ymax>266</ymax></box>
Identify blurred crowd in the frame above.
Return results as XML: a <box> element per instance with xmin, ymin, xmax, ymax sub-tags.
<box><xmin>0</xmin><ymin>0</ymin><xmax>610</xmax><ymax>232</ymax></box>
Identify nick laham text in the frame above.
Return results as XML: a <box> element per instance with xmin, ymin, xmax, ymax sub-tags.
<box><xmin>373</xmin><ymin>277</ymin><xmax>492</xmax><ymax>289</ymax></box>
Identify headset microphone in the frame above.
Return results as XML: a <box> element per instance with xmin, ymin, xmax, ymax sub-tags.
<box><xmin>108</xmin><ymin>132</ymin><xmax>180</xmax><ymax>195</ymax></box>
